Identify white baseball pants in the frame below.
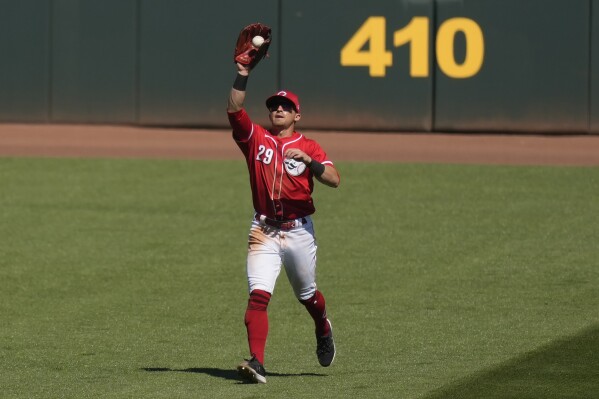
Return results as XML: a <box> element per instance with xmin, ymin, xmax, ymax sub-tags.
<box><xmin>246</xmin><ymin>215</ymin><xmax>318</xmax><ymax>301</ymax></box>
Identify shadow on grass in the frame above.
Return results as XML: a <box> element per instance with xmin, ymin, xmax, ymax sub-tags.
<box><xmin>142</xmin><ymin>367</ymin><xmax>327</xmax><ymax>382</ymax></box>
<box><xmin>424</xmin><ymin>324</ymin><xmax>599</xmax><ymax>399</ymax></box>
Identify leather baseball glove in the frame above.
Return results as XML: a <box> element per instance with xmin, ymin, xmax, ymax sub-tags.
<box><xmin>234</xmin><ymin>23</ymin><xmax>272</xmax><ymax>69</ymax></box>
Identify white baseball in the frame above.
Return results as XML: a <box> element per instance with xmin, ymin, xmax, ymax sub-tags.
<box><xmin>252</xmin><ymin>35</ymin><xmax>265</xmax><ymax>47</ymax></box>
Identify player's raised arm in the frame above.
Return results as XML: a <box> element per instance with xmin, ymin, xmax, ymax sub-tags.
<box><xmin>228</xmin><ymin>63</ymin><xmax>250</xmax><ymax>113</ymax></box>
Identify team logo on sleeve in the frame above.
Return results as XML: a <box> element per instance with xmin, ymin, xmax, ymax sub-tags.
<box><xmin>284</xmin><ymin>158</ymin><xmax>307</xmax><ymax>176</ymax></box>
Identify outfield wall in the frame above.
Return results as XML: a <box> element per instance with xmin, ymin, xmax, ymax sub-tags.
<box><xmin>0</xmin><ymin>0</ymin><xmax>597</xmax><ymax>134</ymax></box>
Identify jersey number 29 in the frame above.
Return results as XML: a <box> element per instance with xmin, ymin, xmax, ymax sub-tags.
<box><xmin>256</xmin><ymin>145</ymin><xmax>274</xmax><ymax>165</ymax></box>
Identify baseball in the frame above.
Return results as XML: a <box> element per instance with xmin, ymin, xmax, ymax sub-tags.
<box><xmin>252</xmin><ymin>35</ymin><xmax>265</xmax><ymax>47</ymax></box>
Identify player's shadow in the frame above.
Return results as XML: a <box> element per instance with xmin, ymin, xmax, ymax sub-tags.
<box><xmin>141</xmin><ymin>367</ymin><xmax>327</xmax><ymax>382</ymax></box>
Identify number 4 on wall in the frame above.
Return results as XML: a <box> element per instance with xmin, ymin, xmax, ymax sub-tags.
<box><xmin>340</xmin><ymin>16</ymin><xmax>485</xmax><ymax>78</ymax></box>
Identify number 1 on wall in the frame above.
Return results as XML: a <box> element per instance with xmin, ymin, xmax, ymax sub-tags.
<box><xmin>393</xmin><ymin>17</ymin><xmax>429</xmax><ymax>77</ymax></box>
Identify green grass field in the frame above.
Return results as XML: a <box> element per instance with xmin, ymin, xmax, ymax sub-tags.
<box><xmin>1</xmin><ymin>157</ymin><xmax>598</xmax><ymax>398</ymax></box>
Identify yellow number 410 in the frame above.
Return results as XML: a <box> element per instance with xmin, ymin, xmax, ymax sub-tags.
<box><xmin>340</xmin><ymin>16</ymin><xmax>485</xmax><ymax>78</ymax></box>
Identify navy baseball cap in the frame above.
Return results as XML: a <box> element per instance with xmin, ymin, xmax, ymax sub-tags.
<box><xmin>266</xmin><ymin>90</ymin><xmax>300</xmax><ymax>113</ymax></box>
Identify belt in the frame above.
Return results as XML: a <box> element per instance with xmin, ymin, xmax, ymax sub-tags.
<box><xmin>255</xmin><ymin>214</ymin><xmax>307</xmax><ymax>231</ymax></box>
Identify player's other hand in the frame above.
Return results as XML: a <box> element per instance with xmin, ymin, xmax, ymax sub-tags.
<box><xmin>284</xmin><ymin>148</ymin><xmax>311</xmax><ymax>165</ymax></box>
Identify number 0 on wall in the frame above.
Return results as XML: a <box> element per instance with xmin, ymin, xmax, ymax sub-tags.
<box><xmin>341</xmin><ymin>16</ymin><xmax>485</xmax><ymax>78</ymax></box>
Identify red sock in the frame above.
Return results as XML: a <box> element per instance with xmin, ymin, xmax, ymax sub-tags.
<box><xmin>301</xmin><ymin>290</ymin><xmax>331</xmax><ymax>337</ymax></box>
<box><xmin>244</xmin><ymin>289</ymin><xmax>271</xmax><ymax>365</ymax></box>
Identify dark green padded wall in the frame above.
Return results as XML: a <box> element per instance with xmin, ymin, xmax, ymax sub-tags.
<box><xmin>0</xmin><ymin>0</ymin><xmax>50</xmax><ymax>122</ymax></box>
<box><xmin>591</xmin><ymin>0</ymin><xmax>599</xmax><ymax>133</ymax></box>
<box><xmin>434</xmin><ymin>0</ymin><xmax>590</xmax><ymax>133</ymax></box>
<box><xmin>0</xmin><ymin>0</ymin><xmax>596</xmax><ymax>133</ymax></box>
<box><xmin>280</xmin><ymin>0</ymin><xmax>434</xmax><ymax>131</ymax></box>
<box><xmin>137</xmin><ymin>1</ymin><xmax>279</xmax><ymax>126</ymax></box>
<box><xmin>51</xmin><ymin>0</ymin><xmax>137</xmax><ymax>123</ymax></box>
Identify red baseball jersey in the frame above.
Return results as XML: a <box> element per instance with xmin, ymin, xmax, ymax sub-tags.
<box><xmin>228</xmin><ymin>109</ymin><xmax>334</xmax><ymax>220</ymax></box>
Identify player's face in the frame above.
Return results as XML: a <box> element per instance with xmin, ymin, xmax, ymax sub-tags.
<box><xmin>268</xmin><ymin>100</ymin><xmax>300</xmax><ymax>129</ymax></box>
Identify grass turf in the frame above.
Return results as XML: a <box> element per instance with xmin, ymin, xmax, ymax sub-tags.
<box><xmin>1</xmin><ymin>157</ymin><xmax>598</xmax><ymax>398</ymax></box>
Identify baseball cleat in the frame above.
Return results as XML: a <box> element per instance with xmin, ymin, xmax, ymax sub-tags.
<box><xmin>316</xmin><ymin>319</ymin><xmax>336</xmax><ymax>367</ymax></box>
<box><xmin>237</xmin><ymin>356</ymin><xmax>267</xmax><ymax>384</ymax></box>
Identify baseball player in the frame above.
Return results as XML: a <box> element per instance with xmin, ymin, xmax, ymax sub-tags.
<box><xmin>228</xmin><ymin>24</ymin><xmax>340</xmax><ymax>384</ymax></box>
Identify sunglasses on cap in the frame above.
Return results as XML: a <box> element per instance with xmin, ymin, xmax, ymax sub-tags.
<box><xmin>267</xmin><ymin>101</ymin><xmax>296</xmax><ymax>113</ymax></box>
